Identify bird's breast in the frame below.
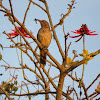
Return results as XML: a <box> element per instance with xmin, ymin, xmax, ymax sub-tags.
<box><xmin>37</xmin><ymin>28</ymin><xmax>52</xmax><ymax>48</ymax></box>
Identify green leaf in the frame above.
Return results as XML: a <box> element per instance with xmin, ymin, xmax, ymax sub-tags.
<box><xmin>0</xmin><ymin>54</ymin><xmax>2</xmax><ymax>60</ymax></box>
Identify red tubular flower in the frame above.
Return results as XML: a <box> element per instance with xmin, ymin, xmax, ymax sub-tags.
<box><xmin>70</xmin><ymin>24</ymin><xmax>98</xmax><ymax>42</ymax></box>
<box><xmin>7</xmin><ymin>27</ymin><xmax>31</xmax><ymax>39</ymax></box>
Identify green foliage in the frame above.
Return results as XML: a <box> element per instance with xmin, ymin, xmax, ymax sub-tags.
<box><xmin>2</xmin><ymin>81</ymin><xmax>18</xmax><ymax>93</ymax></box>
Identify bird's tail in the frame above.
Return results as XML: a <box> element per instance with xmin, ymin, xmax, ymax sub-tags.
<box><xmin>40</xmin><ymin>49</ymin><xmax>46</xmax><ymax>67</ymax></box>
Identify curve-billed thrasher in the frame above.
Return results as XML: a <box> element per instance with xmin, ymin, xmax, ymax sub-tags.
<box><xmin>36</xmin><ymin>19</ymin><xmax>52</xmax><ymax>67</ymax></box>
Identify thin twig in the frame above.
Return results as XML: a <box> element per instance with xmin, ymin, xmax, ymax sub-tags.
<box><xmin>23</xmin><ymin>1</ymin><xmax>32</xmax><ymax>25</ymax></box>
<box><xmin>2</xmin><ymin>59</ymin><xmax>10</xmax><ymax>66</ymax></box>
<box><xmin>1</xmin><ymin>65</ymin><xmax>24</xmax><ymax>69</ymax></box>
<box><xmin>51</xmin><ymin>75</ymin><xmax>60</xmax><ymax>81</ymax></box>
<box><xmin>22</xmin><ymin>64</ymin><xmax>43</xmax><ymax>82</ymax></box>
<box><xmin>74</xmin><ymin>88</ymin><xmax>79</xmax><ymax>100</ymax></box>
<box><xmin>0</xmin><ymin>9</ymin><xmax>7</xmax><ymax>13</ymax></box>
<box><xmin>9</xmin><ymin>0</ymin><xmax>15</xmax><ymax>22</ymax></box>
<box><xmin>44</xmin><ymin>0</ymin><xmax>65</xmax><ymax>66</ymax></box>
<box><xmin>86</xmin><ymin>74</ymin><xmax>100</xmax><ymax>91</ymax></box>
<box><xmin>10</xmin><ymin>91</ymin><xmax>56</xmax><ymax>96</ymax></box>
<box><xmin>29</xmin><ymin>0</ymin><xmax>47</xmax><ymax>13</ymax></box>
<box><xmin>0</xmin><ymin>85</ymin><xmax>12</xmax><ymax>100</ymax></box>
<box><xmin>65</xmin><ymin>33</ymin><xmax>70</xmax><ymax>64</ymax></box>
<box><xmin>82</xmin><ymin>82</ymin><xmax>89</xmax><ymax>100</ymax></box>
<box><xmin>54</xmin><ymin>0</ymin><xmax>75</xmax><ymax>29</ymax></box>
<box><xmin>66</xmin><ymin>42</ymin><xmax>71</xmax><ymax>58</ymax></box>
<box><xmin>82</xmin><ymin>92</ymin><xmax>97</xmax><ymax>100</ymax></box>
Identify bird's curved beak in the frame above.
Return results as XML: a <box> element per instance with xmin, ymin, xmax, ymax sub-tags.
<box><xmin>34</xmin><ymin>18</ymin><xmax>41</xmax><ymax>23</ymax></box>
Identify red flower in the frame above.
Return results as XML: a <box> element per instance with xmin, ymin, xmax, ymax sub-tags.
<box><xmin>70</xmin><ymin>24</ymin><xmax>98</xmax><ymax>42</ymax></box>
<box><xmin>7</xmin><ymin>27</ymin><xmax>31</xmax><ymax>39</ymax></box>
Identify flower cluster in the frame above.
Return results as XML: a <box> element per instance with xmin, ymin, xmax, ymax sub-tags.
<box><xmin>70</xmin><ymin>24</ymin><xmax>98</xmax><ymax>42</ymax></box>
<box><xmin>7</xmin><ymin>27</ymin><xmax>31</xmax><ymax>39</ymax></box>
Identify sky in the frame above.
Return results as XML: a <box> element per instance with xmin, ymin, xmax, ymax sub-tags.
<box><xmin>0</xmin><ymin>0</ymin><xmax>100</xmax><ymax>99</ymax></box>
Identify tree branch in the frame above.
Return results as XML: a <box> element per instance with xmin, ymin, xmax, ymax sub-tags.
<box><xmin>29</xmin><ymin>0</ymin><xmax>47</xmax><ymax>13</ymax></box>
<box><xmin>86</xmin><ymin>74</ymin><xmax>100</xmax><ymax>91</ymax></box>
<box><xmin>0</xmin><ymin>85</ymin><xmax>12</xmax><ymax>100</ymax></box>
<box><xmin>44</xmin><ymin>0</ymin><xmax>65</xmax><ymax>60</ymax></box>
<box><xmin>9</xmin><ymin>0</ymin><xmax>15</xmax><ymax>22</ymax></box>
<box><xmin>11</xmin><ymin>91</ymin><xmax>56</xmax><ymax>96</ymax></box>
<box><xmin>54</xmin><ymin>0</ymin><xmax>75</xmax><ymax>28</ymax></box>
<box><xmin>23</xmin><ymin>1</ymin><xmax>32</xmax><ymax>25</ymax></box>
<box><xmin>64</xmin><ymin>49</ymin><xmax>100</xmax><ymax>75</ymax></box>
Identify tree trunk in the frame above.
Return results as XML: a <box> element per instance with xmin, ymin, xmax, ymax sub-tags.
<box><xmin>45</xmin><ymin>93</ymin><xmax>49</xmax><ymax>100</ymax></box>
<box><xmin>45</xmin><ymin>83</ymin><xmax>49</xmax><ymax>100</ymax></box>
<box><xmin>56</xmin><ymin>72</ymin><xmax>65</xmax><ymax>100</ymax></box>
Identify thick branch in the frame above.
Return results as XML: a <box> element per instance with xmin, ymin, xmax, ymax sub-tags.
<box><xmin>56</xmin><ymin>72</ymin><xmax>65</xmax><ymax>100</ymax></box>
<box><xmin>64</xmin><ymin>49</ymin><xmax>100</xmax><ymax>75</ymax></box>
<box><xmin>42</xmin><ymin>68</ymin><xmax>72</xmax><ymax>100</ymax></box>
<box><xmin>44</xmin><ymin>0</ymin><xmax>65</xmax><ymax>60</ymax></box>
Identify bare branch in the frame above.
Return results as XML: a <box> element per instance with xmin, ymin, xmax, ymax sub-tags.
<box><xmin>64</xmin><ymin>49</ymin><xmax>100</xmax><ymax>75</ymax></box>
<box><xmin>0</xmin><ymin>85</ymin><xmax>12</xmax><ymax>100</ymax></box>
<box><xmin>82</xmin><ymin>82</ymin><xmax>89</xmax><ymax>100</ymax></box>
<box><xmin>11</xmin><ymin>91</ymin><xmax>56</xmax><ymax>96</ymax></box>
<box><xmin>29</xmin><ymin>0</ymin><xmax>47</xmax><ymax>13</ymax></box>
<box><xmin>44</xmin><ymin>0</ymin><xmax>65</xmax><ymax>61</ymax></box>
<box><xmin>86</xmin><ymin>74</ymin><xmax>100</xmax><ymax>91</ymax></box>
<box><xmin>23</xmin><ymin>1</ymin><xmax>32</xmax><ymax>25</ymax></box>
<box><xmin>54</xmin><ymin>0</ymin><xmax>75</xmax><ymax>28</ymax></box>
<box><xmin>9</xmin><ymin>0</ymin><xmax>15</xmax><ymax>22</ymax></box>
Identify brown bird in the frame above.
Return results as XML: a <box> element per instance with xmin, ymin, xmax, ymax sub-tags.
<box><xmin>36</xmin><ymin>19</ymin><xmax>52</xmax><ymax>67</ymax></box>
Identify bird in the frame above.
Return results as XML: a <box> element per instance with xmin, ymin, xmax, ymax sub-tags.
<box><xmin>36</xmin><ymin>19</ymin><xmax>52</xmax><ymax>68</ymax></box>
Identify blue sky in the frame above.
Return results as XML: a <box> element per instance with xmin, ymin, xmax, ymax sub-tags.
<box><xmin>0</xmin><ymin>0</ymin><xmax>100</xmax><ymax>99</ymax></box>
